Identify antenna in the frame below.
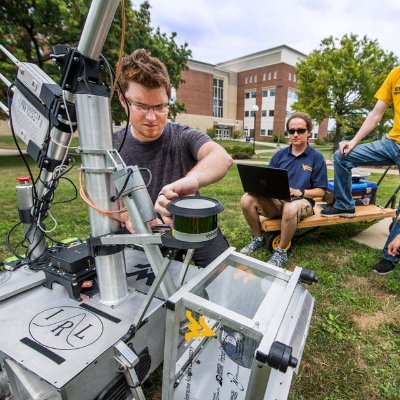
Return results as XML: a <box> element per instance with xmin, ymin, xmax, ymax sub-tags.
<box><xmin>0</xmin><ymin>44</ymin><xmax>20</xmax><ymax>66</ymax></box>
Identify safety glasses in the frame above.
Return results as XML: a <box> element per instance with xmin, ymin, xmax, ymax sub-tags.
<box><xmin>128</xmin><ymin>101</ymin><xmax>170</xmax><ymax>115</ymax></box>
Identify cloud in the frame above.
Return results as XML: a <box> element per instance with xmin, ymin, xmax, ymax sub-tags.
<box><xmin>147</xmin><ymin>0</ymin><xmax>400</xmax><ymax>63</ymax></box>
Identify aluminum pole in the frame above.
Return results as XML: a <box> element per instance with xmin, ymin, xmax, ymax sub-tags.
<box><xmin>73</xmin><ymin>0</ymin><xmax>129</xmax><ymax>305</ymax></box>
<box><xmin>77</xmin><ymin>0</ymin><xmax>120</xmax><ymax>60</ymax></box>
<box><xmin>76</xmin><ymin>93</ymin><xmax>128</xmax><ymax>305</ymax></box>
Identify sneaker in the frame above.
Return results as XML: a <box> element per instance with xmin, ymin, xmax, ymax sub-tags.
<box><xmin>320</xmin><ymin>205</ymin><xmax>356</xmax><ymax>218</ymax></box>
<box><xmin>268</xmin><ymin>247</ymin><xmax>288</xmax><ymax>269</ymax></box>
<box><xmin>240</xmin><ymin>236</ymin><xmax>265</xmax><ymax>255</ymax></box>
<box><xmin>373</xmin><ymin>258</ymin><xmax>396</xmax><ymax>275</ymax></box>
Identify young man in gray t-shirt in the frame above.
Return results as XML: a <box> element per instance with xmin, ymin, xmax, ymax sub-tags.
<box><xmin>114</xmin><ymin>49</ymin><xmax>232</xmax><ymax>267</ymax></box>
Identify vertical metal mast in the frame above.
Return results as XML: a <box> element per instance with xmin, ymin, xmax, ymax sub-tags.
<box><xmin>73</xmin><ymin>0</ymin><xmax>177</xmax><ymax>303</ymax></box>
<box><xmin>74</xmin><ymin>0</ymin><xmax>128</xmax><ymax>305</ymax></box>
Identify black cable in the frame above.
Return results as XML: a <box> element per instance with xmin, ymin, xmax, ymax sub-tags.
<box><xmin>110</xmin><ymin>167</ymin><xmax>133</xmax><ymax>202</ymax></box>
<box><xmin>117</xmin><ymin>86</ymin><xmax>130</xmax><ymax>153</ymax></box>
<box><xmin>100</xmin><ymin>54</ymin><xmax>130</xmax><ymax>153</ymax></box>
<box><xmin>6</xmin><ymin>222</ymin><xmax>25</xmax><ymax>259</ymax></box>
<box><xmin>52</xmin><ymin>176</ymin><xmax>78</xmax><ymax>204</ymax></box>
<box><xmin>6</xmin><ymin>86</ymin><xmax>76</xmax><ymax>266</ymax></box>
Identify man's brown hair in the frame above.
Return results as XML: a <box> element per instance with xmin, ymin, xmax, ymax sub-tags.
<box><xmin>286</xmin><ymin>111</ymin><xmax>313</xmax><ymax>132</ymax></box>
<box><xmin>119</xmin><ymin>48</ymin><xmax>171</xmax><ymax>98</ymax></box>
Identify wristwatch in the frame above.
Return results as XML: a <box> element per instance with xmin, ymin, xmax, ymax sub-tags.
<box><xmin>298</xmin><ymin>188</ymin><xmax>305</xmax><ymax>197</ymax></box>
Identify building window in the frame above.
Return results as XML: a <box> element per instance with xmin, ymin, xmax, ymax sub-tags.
<box><xmin>267</xmin><ymin>129</ymin><xmax>273</xmax><ymax>136</ymax></box>
<box><xmin>262</xmin><ymin>110</ymin><xmax>267</xmax><ymax>117</ymax></box>
<box><xmin>262</xmin><ymin>89</ymin><xmax>268</xmax><ymax>97</ymax></box>
<box><xmin>269</xmin><ymin>110</ymin><xmax>274</xmax><ymax>117</ymax></box>
<box><xmin>245</xmin><ymin>77</ymin><xmax>248</xmax><ymax>84</ymax></box>
<box><xmin>260</xmin><ymin>129</ymin><xmax>266</xmax><ymax>136</ymax></box>
<box><xmin>263</xmin><ymin>73</ymin><xmax>266</xmax><ymax>81</ymax></box>
<box><xmin>288</xmin><ymin>72</ymin><xmax>292</xmax><ymax>81</ymax></box>
<box><xmin>269</xmin><ymin>89</ymin><xmax>276</xmax><ymax>97</ymax></box>
<box><xmin>268</xmin><ymin>72</ymin><xmax>271</xmax><ymax>80</ymax></box>
<box><xmin>293</xmin><ymin>74</ymin><xmax>297</xmax><ymax>82</ymax></box>
<box><xmin>245</xmin><ymin>111</ymin><xmax>249</xmax><ymax>117</ymax></box>
<box><xmin>245</xmin><ymin>92</ymin><xmax>250</xmax><ymax>99</ymax></box>
<box><xmin>250</xmin><ymin>91</ymin><xmax>256</xmax><ymax>99</ymax></box>
<box><xmin>213</xmin><ymin>78</ymin><xmax>223</xmax><ymax>118</ymax></box>
<box><xmin>250</xmin><ymin>111</ymin><xmax>256</xmax><ymax>117</ymax></box>
<box><xmin>254</xmin><ymin>75</ymin><xmax>257</xmax><ymax>83</ymax></box>
<box><xmin>249</xmin><ymin>76</ymin><xmax>253</xmax><ymax>83</ymax></box>
<box><xmin>273</xmin><ymin>71</ymin><xmax>277</xmax><ymax>79</ymax></box>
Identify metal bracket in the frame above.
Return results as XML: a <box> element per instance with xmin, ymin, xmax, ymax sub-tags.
<box><xmin>77</xmin><ymin>148</ymin><xmax>125</xmax><ymax>173</ymax></box>
<box><xmin>114</xmin><ymin>341</ymin><xmax>146</xmax><ymax>400</ymax></box>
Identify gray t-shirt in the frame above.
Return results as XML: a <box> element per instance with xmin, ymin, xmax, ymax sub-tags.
<box><xmin>112</xmin><ymin>122</ymin><xmax>211</xmax><ymax>204</ymax></box>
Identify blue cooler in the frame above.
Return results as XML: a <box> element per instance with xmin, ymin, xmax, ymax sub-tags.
<box><xmin>324</xmin><ymin>179</ymin><xmax>377</xmax><ymax>206</ymax></box>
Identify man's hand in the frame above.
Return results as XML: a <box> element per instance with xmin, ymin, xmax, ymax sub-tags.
<box><xmin>155</xmin><ymin>175</ymin><xmax>199</xmax><ymax>226</ymax></box>
<box><xmin>339</xmin><ymin>140</ymin><xmax>356</xmax><ymax>156</ymax></box>
<box><xmin>388</xmin><ymin>235</ymin><xmax>400</xmax><ymax>256</ymax></box>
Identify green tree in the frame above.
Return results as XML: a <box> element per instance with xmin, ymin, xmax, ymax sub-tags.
<box><xmin>293</xmin><ymin>34</ymin><xmax>398</xmax><ymax>148</ymax></box>
<box><xmin>0</xmin><ymin>0</ymin><xmax>191</xmax><ymax>122</ymax></box>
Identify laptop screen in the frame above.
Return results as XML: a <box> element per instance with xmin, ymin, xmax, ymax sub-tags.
<box><xmin>237</xmin><ymin>164</ymin><xmax>292</xmax><ymax>201</ymax></box>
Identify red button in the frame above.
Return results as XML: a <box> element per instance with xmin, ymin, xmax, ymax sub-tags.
<box><xmin>16</xmin><ymin>176</ymin><xmax>30</xmax><ymax>183</ymax></box>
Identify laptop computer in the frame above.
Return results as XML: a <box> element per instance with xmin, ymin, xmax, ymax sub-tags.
<box><xmin>237</xmin><ymin>164</ymin><xmax>292</xmax><ymax>201</ymax></box>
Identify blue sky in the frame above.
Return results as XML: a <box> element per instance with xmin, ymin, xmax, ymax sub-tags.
<box><xmin>145</xmin><ymin>0</ymin><xmax>399</xmax><ymax>64</ymax></box>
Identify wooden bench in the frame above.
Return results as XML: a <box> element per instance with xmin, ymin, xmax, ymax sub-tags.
<box><xmin>259</xmin><ymin>204</ymin><xmax>396</xmax><ymax>250</ymax></box>
<box><xmin>260</xmin><ymin>203</ymin><xmax>396</xmax><ymax>233</ymax></box>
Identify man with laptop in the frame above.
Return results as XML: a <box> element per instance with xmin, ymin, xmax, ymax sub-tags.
<box><xmin>239</xmin><ymin>112</ymin><xmax>328</xmax><ymax>268</ymax></box>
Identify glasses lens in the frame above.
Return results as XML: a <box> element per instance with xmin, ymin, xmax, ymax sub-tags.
<box><xmin>288</xmin><ymin>128</ymin><xmax>307</xmax><ymax>135</ymax></box>
<box><xmin>130</xmin><ymin>103</ymin><xmax>169</xmax><ymax>115</ymax></box>
<box><xmin>154</xmin><ymin>105</ymin><xmax>170</xmax><ymax>114</ymax></box>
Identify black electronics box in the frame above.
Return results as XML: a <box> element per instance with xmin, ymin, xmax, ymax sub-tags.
<box><xmin>51</xmin><ymin>243</ymin><xmax>94</xmax><ymax>274</ymax></box>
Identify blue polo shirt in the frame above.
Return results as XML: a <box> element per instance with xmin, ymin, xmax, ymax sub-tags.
<box><xmin>269</xmin><ymin>145</ymin><xmax>327</xmax><ymax>204</ymax></box>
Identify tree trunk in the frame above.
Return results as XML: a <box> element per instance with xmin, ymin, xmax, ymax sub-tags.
<box><xmin>333</xmin><ymin>122</ymin><xmax>342</xmax><ymax>150</ymax></box>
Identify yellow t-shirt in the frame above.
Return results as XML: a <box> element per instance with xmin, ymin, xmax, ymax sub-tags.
<box><xmin>374</xmin><ymin>66</ymin><xmax>400</xmax><ymax>143</ymax></box>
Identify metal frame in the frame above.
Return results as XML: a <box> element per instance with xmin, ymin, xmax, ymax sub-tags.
<box><xmin>162</xmin><ymin>248</ymin><xmax>315</xmax><ymax>400</ymax></box>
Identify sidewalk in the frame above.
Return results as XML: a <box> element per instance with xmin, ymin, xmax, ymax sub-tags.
<box><xmin>352</xmin><ymin>217</ymin><xmax>393</xmax><ymax>250</ymax></box>
<box><xmin>235</xmin><ymin>158</ymin><xmax>399</xmax><ymax>175</ymax></box>
<box><xmin>2</xmin><ymin>146</ymin><xmax>398</xmax><ymax>176</ymax></box>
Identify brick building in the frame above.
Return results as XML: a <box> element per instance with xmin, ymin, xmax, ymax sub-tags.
<box><xmin>175</xmin><ymin>45</ymin><xmax>328</xmax><ymax>142</ymax></box>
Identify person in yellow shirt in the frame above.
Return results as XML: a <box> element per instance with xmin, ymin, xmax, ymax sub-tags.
<box><xmin>321</xmin><ymin>66</ymin><xmax>400</xmax><ymax>274</ymax></box>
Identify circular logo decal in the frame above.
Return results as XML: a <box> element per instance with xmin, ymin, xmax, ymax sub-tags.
<box><xmin>29</xmin><ymin>306</ymin><xmax>103</xmax><ymax>350</ymax></box>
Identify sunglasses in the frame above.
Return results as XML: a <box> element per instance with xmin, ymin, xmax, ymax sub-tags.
<box><xmin>288</xmin><ymin>128</ymin><xmax>308</xmax><ymax>135</ymax></box>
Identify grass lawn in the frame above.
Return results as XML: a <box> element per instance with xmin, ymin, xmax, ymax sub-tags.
<box><xmin>0</xmin><ymin>150</ymin><xmax>399</xmax><ymax>399</ymax></box>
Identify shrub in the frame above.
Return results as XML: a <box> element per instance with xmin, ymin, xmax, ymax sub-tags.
<box><xmin>233</xmin><ymin>130</ymin><xmax>242</xmax><ymax>140</ymax></box>
<box><xmin>224</xmin><ymin>145</ymin><xmax>254</xmax><ymax>156</ymax></box>
<box><xmin>314</xmin><ymin>136</ymin><xmax>333</xmax><ymax>145</ymax></box>
<box><xmin>272</xmin><ymin>133</ymin><xmax>288</xmax><ymax>144</ymax></box>
<box><xmin>232</xmin><ymin>152</ymin><xmax>251</xmax><ymax>159</ymax></box>
<box><xmin>206</xmin><ymin>127</ymin><xmax>216</xmax><ymax>139</ymax></box>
